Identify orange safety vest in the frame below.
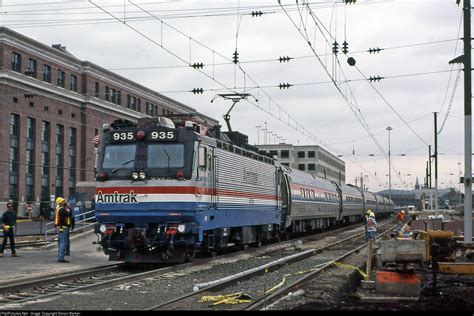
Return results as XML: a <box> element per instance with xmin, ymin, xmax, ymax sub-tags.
<box><xmin>54</xmin><ymin>205</ymin><xmax>71</xmax><ymax>227</ymax></box>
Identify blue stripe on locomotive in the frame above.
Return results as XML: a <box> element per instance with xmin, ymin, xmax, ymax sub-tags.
<box><xmin>95</xmin><ymin>201</ymin><xmax>281</xmax><ymax>242</ymax></box>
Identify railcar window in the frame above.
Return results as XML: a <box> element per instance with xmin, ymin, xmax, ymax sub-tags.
<box><xmin>103</xmin><ymin>144</ymin><xmax>136</xmax><ymax>169</ymax></box>
<box><xmin>148</xmin><ymin>144</ymin><xmax>184</xmax><ymax>168</ymax></box>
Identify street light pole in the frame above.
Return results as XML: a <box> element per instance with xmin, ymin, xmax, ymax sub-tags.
<box><xmin>386</xmin><ymin>126</ymin><xmax>392</xmax><ymax>204</ymax></box>
<box><xmin>458</xmin><ymin>162</ymin><xmax>462</xmax><ymax>204</ymax></box>
<box><xmin>255</xmin><ymin>125</ymin><xmax>261</xmax><ymax>145</ymax></box>
<box><xmin>263</xmin><ymin>122</ymin><xmax>268</xmax><ymax>145</ymax></box>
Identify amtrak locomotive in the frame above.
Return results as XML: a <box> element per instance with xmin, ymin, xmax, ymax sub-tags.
<box><xmin>94</xmin><ymin>115</ymin><xmax>394</xmax><ymax>263</ymax></box>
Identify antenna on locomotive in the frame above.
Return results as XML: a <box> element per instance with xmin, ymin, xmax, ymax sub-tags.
<box><xmin>210</xmin><ymin>93</ymin><xmax>258</xmax><ymax>132</ymax></box>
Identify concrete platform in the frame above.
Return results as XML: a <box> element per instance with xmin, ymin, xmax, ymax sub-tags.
<box><xmin>0</xmin><ymin>230</ymin><xmax>113</xmax><ymax>283</ymax></box>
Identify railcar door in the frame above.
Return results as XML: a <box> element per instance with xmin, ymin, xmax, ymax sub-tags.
<box><xmin>279</xmin><ymin>169</ymin><xmax>291</xmax><ymax>228</ymax></box>
<box><xmin>211</xmin><ymin>149</ymin><xmax>218</xmax><ymax>208</ymax></box>
<box><xmin>333</xmin><ymin>182</ymin><xmax>343</xmax><ymax>223</ymax></box>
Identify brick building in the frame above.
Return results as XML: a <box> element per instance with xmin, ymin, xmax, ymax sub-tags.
<box><xmin>0</xmin><ymin>27</ymin><xmax>218</xmax><ymax>217</ymax></box>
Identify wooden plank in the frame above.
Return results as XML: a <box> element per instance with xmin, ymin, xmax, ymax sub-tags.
<box><xmin>438</xmin><ymin>262</ymin><xmax>474</xmax><ymax>275</ymax></box>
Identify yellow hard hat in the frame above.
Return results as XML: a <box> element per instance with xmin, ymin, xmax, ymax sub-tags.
<box><xmin>55</xmin><ymin>197</ymin><xmax>65</xmax><ymax>205</ymax></box>
<box><xmin>369</xmin><ymin>211</ymin><xmax>375</xmax><ymax>217</ymax></box>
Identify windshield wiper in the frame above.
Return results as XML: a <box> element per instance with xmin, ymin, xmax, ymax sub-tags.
<box><xmin>111</xmin><ymin>159</ymin><xmax>135</xmax><ymax>173</ymax></box>
<box><xmin>163</xmin><ymin>149</ymin><xmax>171</xmax><ymax>168</ymax></box>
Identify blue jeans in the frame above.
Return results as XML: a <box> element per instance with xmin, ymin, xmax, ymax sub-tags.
<box><xmin>367</xmin><ymin>230</ymin><xmax>376</xmax><ymax>241</ymax></box>
<box><xmin>58</xmin><ymin>227</ymin><xmax>70</xmax><ymax>261</ymax></box>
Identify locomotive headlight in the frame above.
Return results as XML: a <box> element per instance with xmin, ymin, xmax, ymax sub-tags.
<box><xmin>99</xmin><ymin>225</ymin><xmax>107</xmax><ymax>233</ymax></box>
<box><xmin>139</xmin><ymin>171</ymin><xmax>147</xmax><ymax>180</ymax></box>
<box><xmin>131</xmin><ymin>172</ymin><xmax>139</xmax><ymax>180</ymax></box>
<box><xmin>177</xmin><ymin>224</ymin><xmax>186</xmax><ymax>233</ymax></box>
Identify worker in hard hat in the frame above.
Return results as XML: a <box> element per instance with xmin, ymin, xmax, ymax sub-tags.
<box><xmin>54</xmin><ymin>197</ymin><xmax>72</xmax><ymax>263</ymax></box>
<box><xmin>362</xmin><ymin>209</ymin><xmax>372</xmax><ymax>242</ymax></box>
<box><xmin>366</xmin><ymin>211</ymin><xmax>377</xmax><ymax>242</ymax></box>
<box><xmin>396</xmin><ymin>210</ymin><xmax>406</xmax><ymax>231</ymax></box>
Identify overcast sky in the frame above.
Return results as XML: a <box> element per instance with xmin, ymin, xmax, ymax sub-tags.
<box><xmin>0</xmin><ymin>0</ymin><xmax>467</xmax><ymax>192</ymax></box>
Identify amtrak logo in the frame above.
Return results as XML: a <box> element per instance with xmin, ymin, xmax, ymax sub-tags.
<box><xmin>96</xmin><ymin>190</ymin><xmax>138</xmax><ymax>203</ymax></box>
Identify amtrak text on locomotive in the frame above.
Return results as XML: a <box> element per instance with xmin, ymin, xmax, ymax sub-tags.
<box><xmin>96</xmin><ymin>190</ymin><xmax>138</xmax><ymax>203</ymax></box>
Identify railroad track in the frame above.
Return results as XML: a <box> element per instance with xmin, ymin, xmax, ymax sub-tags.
<box><xmin>0</xmin><ymin>219</ymin><xmax>396</xmax><ymax>310</ymax></box>
<box><xmin>147</xmin><ymin>219</ymin><xmax>397</xmax><ymax>311</ymax></box>
<box><xmin>0</xmin><ymin>263</ymin><xmax>171</xmax><ymax>307</ymax></box>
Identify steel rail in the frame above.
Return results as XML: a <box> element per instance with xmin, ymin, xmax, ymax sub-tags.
<box><xmin>245</xmin><ymin>222</ymin><xmax>397</xmax><ymax>310</ymax></box>
<box><xmin>147</xmin><ymin>219</ymin><xmax>397</xmax><ymax>310</ymax></box>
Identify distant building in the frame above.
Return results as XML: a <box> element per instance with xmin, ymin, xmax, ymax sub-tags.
<box><xmin>378</xmin><ymin>187</ymin><xmax>451</xmax><ymax>210</ymax></box>
<box><xmin>0</xmin><ymin>27</ymin><xmax>218</xmax><ymax>217</ymax></box>
<box><xmin>256</xmin><ymin>144</ymin><xmax>345</xmax><ymax>183</ymax></box>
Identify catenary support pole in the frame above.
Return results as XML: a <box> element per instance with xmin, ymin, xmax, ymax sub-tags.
<box><xmin>463</xmin><ymin>0</ymin><xmax>472</xmax><ymax>244</ymax></box>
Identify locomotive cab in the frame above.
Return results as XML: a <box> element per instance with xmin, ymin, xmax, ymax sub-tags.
<box><xmin>95</xmin><ymin>117</ymin><xmax>205</xmax><ymax>262</ymax></box>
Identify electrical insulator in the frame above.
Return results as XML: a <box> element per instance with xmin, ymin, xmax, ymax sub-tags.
<box><xmin>278</xmin><ymin>56</ymin><xmax>292</xmax><ymax>63</ymax></box>
<box><xmin>191</xmin><ymin>88</ymin><xmax>204</xmax><ymax>94</ymax></box>
<box><xmin>233</xmin><ymin>50</ymin><xmax>239</xmax><ymax>64</ymax></box>
<box><xmin>278</xmin><ymin>83</ymin><xmax>292</xmax><ymax>89</ymax></box>
<box><xmin>191</xmin><ymin>63</ymin><xmax>204</xmax><ymax>69</ymax></box>
<box><xmin>342</xmin><ymin>41</ymin><xmax>349</xmax><ymax>54</ymax></box>
<box><xmin>368</xmin><ymin>76</ymin><xmax>384</xmax><ymax>82</ymax></box>
<box><xmin>332</xmin><ymin>41</ymin><xmax>339</xmax><ymax>55</ymax></box>
<box><xmin>368</xmin><ymin>47</ymin><xmax>383</xmax><ymax>54</ymax></box>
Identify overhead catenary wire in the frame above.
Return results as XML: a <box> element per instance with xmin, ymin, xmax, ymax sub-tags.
<box><xmin>126</xmin><ymin>0</ymin><xmax>346</xmax><ymax>155</ymax></box>
<box><xmin>279</xmin><ymin>1</ymin><xmax>391</xmax><ymax>187</ymax></box>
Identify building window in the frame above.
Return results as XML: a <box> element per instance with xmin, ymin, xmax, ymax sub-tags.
<box><xmin>282</xmin><ymin>163</ymin><xmax>289</xmax><ymax>166</ymax></box>
<box><xmin>127</xmin><ymin>94</ymin><xmax>137</xmax><ymax>110</ymax></box>
<box><xmin>11</xmin><ymin>52</ymin><xmax>21</xmax><ymax>72</ymax></box>
<box><xmin>41</xmin><ymin>121</ymin><xmax>50</xmax><ymax>207</ymax></box>
<box><xmin>26</xmin><ymin>118</ymin><xmax>36</xmax><ymax>202</ymax></box>
<box><xmin>55</xmin><ymin>125</ymin><xmax>64</xmax><ymax>198</ymax></box>
<box><xmin>298</xmin><ymin>151</ymin><xmax>305</xmax><ymax>158</ymax></box>
<box><xmin>298</xmin><ymin>164</ymin><xmax>305</xmax><ymax>171</ymax></box>
<box><xmin>281</xmin><ymin>150</ymin><xmax>289</xmax><ymax>158</ymax></box>
<box><xmin>69</xmin><ymin>127</ymin><xmax>77</xmax><ymax>196</ymax></box>
<box><xmin>43</xmin><ymin>64</ymin><xmax>52</xmax><ymax>83</ymax></box>
<box><xmin>27</xmin><ymin>58</ymin><xmax>37</xmax><ymax>78</ymax></box>
<box><xmin>308</xmin><ymin>151</ymin><xmax>315</xmax><ymax>158</ymax></box>
<box><xmin>9</xmin><ymin>114</ymin><xmax>20</xmax><ymax>202</ymax></box>
<box><xmin>95</xmin><ymin>82</ymin><xmax>100</xmax><ymax>98</ymax></box>
<box><xmin>70</xmin><ymin>74</ymin><xmax>77</xmax><ymax>92</ymax></box>
<box><xmin>117</xmin><ymin>91</ymin><xmax>121</xmax><ymax>105</ymax></box>
<box><xmin>57</xmin><ymin>69</ymin><xmax>65</xmax><ymax>87</ymax></box>
<box><xmin>105</xmin><ymin>86</ymin><xmax>110</xmax><ymax>101</ymax></box>
<box><xmin>137</xmin><ymin>98</ymin><xmax>141</xmax><ymax>112</ymax></box>
<box><xmin>110</xmin><ymin>88</ymin><xmax>116</xmax><ymax>103</ymax></box>
<box><xmin>146</xmin><ymin>102</ymin><xmax>150</xmax><ymax>115</ymax></box>
<box><xmin>308</xmin><ymin>163</ymin><xmax>316</xmax><ymax>171</ymax></box>
<box><xmin>44</xmin><ymin>106</ymin><xmax>49</xmax><ymax>112</ymax></box>
<box><xmin>269</xmin><ymin>150</ymin><xmax>278</xmax><ymax>157</ymax></box>
<box><xmin>71</xmin><ymin>113</ymin><xmax>76</xmax><ymax>118</ymax></box>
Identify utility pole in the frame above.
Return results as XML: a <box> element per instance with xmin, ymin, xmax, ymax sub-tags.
<box><xmin>434</xmin><ymin>112</ymin><xmax>439</xmax><ymax>210</ymax></box>
<box><xmin>386</xmin><ymin>126</ymin><xmax>392</xmax><ymax>205</ymax></box>
<box><xmin>453</xmin><ymin>0</ymin><xmax>474</xmax><ymax>243</ymax></box>
<box><xmin>463</xmin><ymin>0</ymin><xmax>472</xmax><ymax>244</ymax></box>
<box><xmin>429</xmin><ymin>146</ymin><xmax>433</xmax><ymax>210</ymax></box>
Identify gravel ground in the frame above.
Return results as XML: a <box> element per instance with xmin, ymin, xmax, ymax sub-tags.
<box><xmin>4</xmin><ymin>221</ymin><xmax>394</xmax><ymax>311</ymax></box>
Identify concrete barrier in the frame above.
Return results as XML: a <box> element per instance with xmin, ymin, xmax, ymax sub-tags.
<box><xmin>376</xmin><ymin>271</ymin><xmax>421</xmax><ymax>297</ymax></box>
<box><xmin>376</xmin><ymin>239</ymin><xmax>426</xmax><ymax>265</ymax></box>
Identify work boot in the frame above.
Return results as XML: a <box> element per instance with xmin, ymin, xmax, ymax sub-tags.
<box><xmin>12</xmin><ymin>253</ymin><xmax>19</xmax><ymax>257</ymax></box>
<box><xmin>0</xmin><ymin>253</ymin><xmax>3</xmax><ymax>257</ymax></box>
<box><xmin>58</xmin><ymin>259</ymin><xmax>69</xmax><ymax>263</ymax></box>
